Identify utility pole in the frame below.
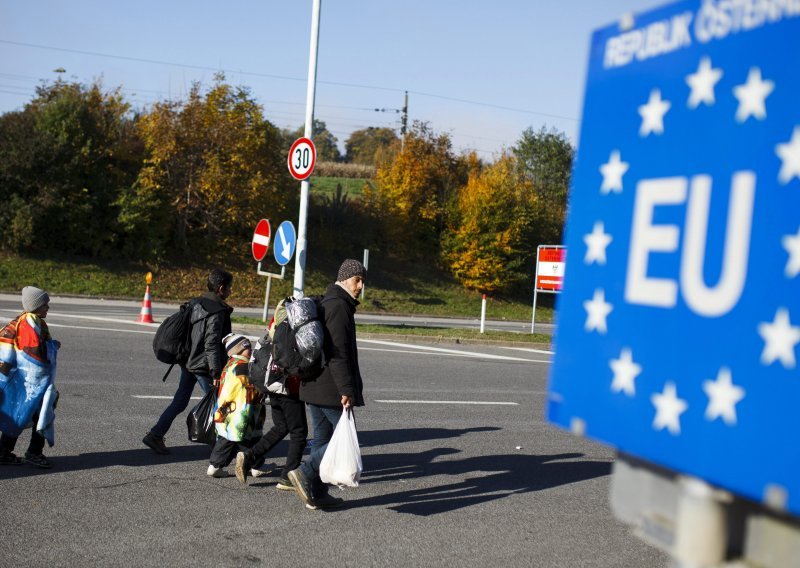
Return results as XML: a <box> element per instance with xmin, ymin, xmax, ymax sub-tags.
<box><xmin>292</xmin><ymin>0</ymin><xmax>322</xmax><ymax>298</ymax></box>
<box><xmin>401</xmin><ymin>90</ymin><xmax>408</xmax><ymax>137</ymax></box>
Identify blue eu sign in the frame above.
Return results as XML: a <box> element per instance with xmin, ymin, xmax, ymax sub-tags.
<box><xmin>547</xmin><ymin>0</ymin><xmax>800</xmax><ymax>515</ymax></box>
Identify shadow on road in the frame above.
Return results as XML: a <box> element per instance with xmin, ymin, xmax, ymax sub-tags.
<box><xmin>359</xmin><ymin>426</ymin><xmax>501</xmax><ymax>447</ymax></box>
<box><xmin>0</xmin><ymin>443</ymin><xmax>213</xmax><ymax>479</ymax></box>
<box><xmin>350</xmin><ymin>449</ymin><xmax>611</xmax><ymax>516</ymax></box>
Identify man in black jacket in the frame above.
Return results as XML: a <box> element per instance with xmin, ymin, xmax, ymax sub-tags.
<box><xmin>288</xmin><ymin>259</ymin><xmax>366</xmax><ymax>510</ymax></box>
<box><xmin>143</xmin><ymin>269</ymin><xmax>234</xmax><ymax>455</ymax></box>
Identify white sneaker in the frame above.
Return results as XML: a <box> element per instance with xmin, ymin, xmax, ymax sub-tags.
<box><xmin>249</xmin><ymin>465</ymin><xmax>274</xmax><ymax>478</ymax></box>
<box><xmin>206</xmin><ymin>464</ymin><xmax>228</xmax><ymax>478</ymax></box>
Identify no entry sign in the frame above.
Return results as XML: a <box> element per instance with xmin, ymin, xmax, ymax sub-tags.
<box><xmin>287</xmin><ymin>137</ymin><xmax>317</xmax><ymax>180</ymax></box>
<box><xmin>251</xmin><ymin>219</ymin><xmax>271</xmax><ymax>262</ymax></box>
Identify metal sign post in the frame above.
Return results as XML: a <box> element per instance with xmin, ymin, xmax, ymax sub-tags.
<box><xmin>257</xmin><ymin>263</ymin><xmax>286</xmax><ymax>322</ymax></box>
<box><xmin>292</xmin><ymin>0</ymin><xmax>322</xmax><ymax>298</ymax></box>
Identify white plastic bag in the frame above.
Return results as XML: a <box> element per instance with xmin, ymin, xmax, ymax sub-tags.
<box><xmin>319</xmin><ymin>408</ymin><xmax>362</xmax><ymax>487</ymax></box>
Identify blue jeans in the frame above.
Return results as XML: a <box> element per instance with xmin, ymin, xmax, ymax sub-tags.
<box><xmin>151</xmin><ymin>367</ymin><xmax>211</xmax><ymax>438</ymax></box>
<box><xmin>300</xmin><ymin>404</ymin><xmax>344</xmax><ymax>486</ymax></box>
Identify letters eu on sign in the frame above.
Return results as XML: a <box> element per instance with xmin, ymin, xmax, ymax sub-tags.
<box><xmin>547</xmin><ymin>0</ymin><xmax>800</xmax><ymax>515</ymax></box>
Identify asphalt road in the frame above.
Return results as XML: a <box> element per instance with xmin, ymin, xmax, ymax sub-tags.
<box><xmin>0</xmin><ymin>297</ymin><xmax>663</xmax><ymax>567</ymax></box>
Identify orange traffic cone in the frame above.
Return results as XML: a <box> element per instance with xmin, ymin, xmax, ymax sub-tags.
<box><xmin>138</xmin><ymin>284</ymin><xmax>154</xmax><ymax>323</ymax></box>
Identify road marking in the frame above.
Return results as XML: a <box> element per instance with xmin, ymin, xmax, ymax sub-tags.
<box><xmin>359</xmin><ymin>346</ymin><xmax>549</xmax><ymax>362</ymax></box>
<box><xmin>375</xmin><ymin>399</ymin><xmax>519</xmax><ymax>405</ymax></box>
<box><xmin>498</xmin><ymin>346</ymin><xmax>555</xmax><ymax>355</ymax></box>
<box><xmin>133</xmin><ymin>395</ymin><xmax>203</xmax><ymax>400</ymax></box>
<box><xmin>360</xmin><ymin>338</ymin><xmax>544</xmax><ymax>362</ymax></box>
<box><xmin>0</xmin><ymin>309</ymin><xmax>159</xmax><ymax>328</ymax></box>
<box><xmin>46</xmin><ymin>323</ymin><xmax>155</xmax><ymax>334</ymax></box>
<box><xmin>2</xmin><ymin>309</ymin><xmax>547</xmax><ymax>362</ymax></box>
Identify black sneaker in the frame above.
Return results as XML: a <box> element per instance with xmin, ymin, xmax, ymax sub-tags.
<box><xmin>0</xmin><ymin>452</ymin><xmax>23</xmax><ymax>465</ymax></box>
<box><xmin>287</xmin><ymin>469</ymin><xmax>314</xmax><ymax>508</ymax></box>
<box><xmin>235</xmin><ymin>451</ymin><xmax>252</xmax><ymax>485</ymax></box>
<box><xmin>142</xmin><ymin>432</ymin><xmax>169</xmax><ymax>455</ymax></box>
<box><xmin>276</xmin><ymin>477</ymin><xmax>294</xmax><ymax>491</ymax></box>
<box><xmin>314</xmin><ymin>493</ymin><xmax>344</xmax><ymax>509</ymax></box>
<box><xmin>24</xmin><ymin>452</ymin><xmax>53</xmax><ymax>469</ymax></box>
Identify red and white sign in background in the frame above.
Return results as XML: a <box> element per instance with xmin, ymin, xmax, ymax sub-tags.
<box><xmin>535</xmin><ymin>246</ymin><xmax>566</xmax><ymax>292</ymax></box>
<box><xmin>251</xmin><ymin>219</ymin><xmax>271</xmax><ymax>262</ymax></box>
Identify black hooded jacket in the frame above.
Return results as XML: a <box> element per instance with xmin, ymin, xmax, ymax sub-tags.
<box><xmin>300</xmin><ymin>283</ymin><xmax>364</xmax><ymax>407</ymax></box>
<box><xmin>185</xmin><ymin>291</ymin><xmax>233</xmax><ymax>380</ymax></box>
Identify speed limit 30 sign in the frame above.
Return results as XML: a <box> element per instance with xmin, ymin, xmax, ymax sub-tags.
<box><xmin>287</xmin><ymin>137</ymin><xmax>317</xmax><ymax>180</ymax></box>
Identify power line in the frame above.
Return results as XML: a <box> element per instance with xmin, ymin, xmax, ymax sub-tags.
<box><xmin>0</xmin><ymin>39</ymin><xmax>578</xmax><ymax>122</ymax></box>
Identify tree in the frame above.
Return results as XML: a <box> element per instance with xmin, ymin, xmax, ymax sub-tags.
<box><xmin>132</xmin><ymin>74</ymin><xmax>294</xmax><ymax>259</ymax></box>
<box><xmin>444</xmin><ymin>156</ymin><xmax>530</xmax><ymax>293</ymax></box>
<box><xmin>286</xmin><ymin>119</ymin><xmax>341</xmax><ymax>162</ymax></box>
<box><xmin>344</xmin><ymin>127</ymin><xmax>398</xmax><ymax>165</ymax></box>
<box><xmin>513</xmin><ymin>126</ymin><xmax>573</xmax><ymax>199</ymax></box>
<box><xmin>512</xmin><ymin>126</ymin><xmax>574</xmax><ymax>260</ymax></box>
<box><xmin>0</xmin><ymin>80</ymin><xmax>143</xmax><ymax>256</ymax></box>
<box><xmin>363</xmin><ymin>122</ymin><xmax>465</xmax><ymax>255</ymax></box>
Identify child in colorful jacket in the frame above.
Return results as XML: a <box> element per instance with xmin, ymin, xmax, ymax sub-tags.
<box><xmin>0</xmin><ymin>286</ymin><xmax>59</xmax><ymax>468</ymax></box>
<box><xmin>206</xmin><ymin>334</ymin><xmax>268</xmax><ymax>478</ymax></box>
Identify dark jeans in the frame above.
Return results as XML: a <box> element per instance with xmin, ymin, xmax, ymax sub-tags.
<box><xmin>151</xmin><ymin>367</ymin><xmax>211</xmax><ymax>438</ymax></box>
<box><xmin>300</xmin><ymin>403</ymin><xmax>343</xmax><ymax>496</ymax></box>
<box><xmin>209</xmin><ymin>437</ymin><xmax>263</xmax><ymax>468</ymax></box>
<box><xmin>0</xmin><ymin>425</ymin><xmax>45</xmax><ymax>456</ymax></box>
<box><xmin>247</xmin><ymin>394</ymin><xmax>308</xmax><ymax>478</ymax></box>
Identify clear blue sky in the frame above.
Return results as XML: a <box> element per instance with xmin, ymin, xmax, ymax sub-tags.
<box><xmin>1</xmin><ymin>0</ymin><xmax>660</xmax><ymax>158</ymax></box>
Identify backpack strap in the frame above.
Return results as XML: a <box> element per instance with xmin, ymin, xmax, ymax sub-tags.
<box><xmin>161</xmin><ymin>363</ymin><xmax>176</xmax><ymax>382</ymax></box>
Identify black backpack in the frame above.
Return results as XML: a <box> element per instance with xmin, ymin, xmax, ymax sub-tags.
<box><xmin>152</xmin><ymin>300</ymin><xmax>196</xmax><ymax>381</ymax></box>
<box><xmin>249</xmin><ymin>296</ymin><xmax>328</xmax><ymax>395</ymax></box>
<box><xmin>272</xmin><ymin>316</ymin><xmax>325</xmax><ymax>379</ymax></box>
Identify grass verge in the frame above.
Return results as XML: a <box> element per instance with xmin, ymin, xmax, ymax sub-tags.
<box><xmin>0</xmin><ymin>252</ymin><xmax>555</xmax><ymax>324</ymax></box>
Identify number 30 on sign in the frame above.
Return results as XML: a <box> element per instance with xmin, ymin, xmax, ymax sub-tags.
<box><xmin>287</xmin><ymin>137</ymin><xmax>317</xmax><ymax>181</ymax></box>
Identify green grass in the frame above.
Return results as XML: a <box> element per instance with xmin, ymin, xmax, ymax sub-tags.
<box><xmin>0</xmin><ymin>251</ymin><xmax>555</xmax><ymax>325</ymax></box>
<box><xmin>311</xmin><ymin>176</ymin><xmax>369</xmax><ymax>199</ymax></box>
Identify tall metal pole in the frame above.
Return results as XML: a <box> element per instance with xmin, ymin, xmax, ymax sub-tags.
<box><xmin>293</xmin><ymin>0</ymin><xmax>321</xmax><ymax>298</ymax></box>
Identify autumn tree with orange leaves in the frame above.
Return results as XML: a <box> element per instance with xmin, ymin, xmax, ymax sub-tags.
<box><xmin>364</xmin><ymin>122</ymin><xmax>468</xmax><ymax>256</ymax></box>
<box><xmin>444</xmin><ymin>155</ymin><xmax>532</xmax><ymax>293</ymax></box>
<box><xmin>125</xmin><ymin>74</ymin><xmax>293</xmax><ymax>259</ymax></box>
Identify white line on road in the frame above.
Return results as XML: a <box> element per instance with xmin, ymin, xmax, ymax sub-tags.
<box><xmin>4</xmin><ymin>309</ymin><xmax>547</xmax><ymax>363</ymax></box>
<box><xmin>374</xmin><ymin>399</ymin><xmax>519</xmax><ymax>405</ymax></box>
<box><xmin>0</xmin><ymin>309</ymin><xmax>159</xmax><ymax>328</ymax></box>
<box><xmin>46</xmin><ymin>323</ymin><xmax>155</xmax><ymax>334</ymax></box>
<box><xmin>360</xmin><ymin>338</ymin><xmax>544</xmax><ymax>362</ymax></box>
<box><xmin>133</xmin><ymin>395</ymin><xmax>203</xmax><ymax>400</ymax></box>
<box><xmin>360</xmin><ymin>346</ymin><xmax>549</xmax><ymax>362</ymax></box>
<box><xmin>498</xmin><ymin>346</ymin><xmax>555</xmax><ymax>355</ymax></box>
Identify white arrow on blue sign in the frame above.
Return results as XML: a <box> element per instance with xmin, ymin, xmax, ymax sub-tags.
<box><xmin>547</xmin><ymin>1</ymin><xmax>800</xmax><ymax>515</ymax></box>
<box><xmin>273</xmin><ymin>220</ymin><xmax>296</xmax><ymax>266</ymax></box>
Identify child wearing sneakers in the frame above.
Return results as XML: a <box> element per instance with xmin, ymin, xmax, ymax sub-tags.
<box><xmin>206</xmin><ymin>334</ymin><xmax>270</xmax><ymax>478</ymax></box>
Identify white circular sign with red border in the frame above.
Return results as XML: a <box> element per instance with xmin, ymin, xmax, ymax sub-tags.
<box><xmin>251</xmin><ymin>218</ymin><xmax>271</xmax><ymax>262</ymax></box>
<box><xmin>287</xmin><ymin>137</ymin><xmax>317</xmax><ymax>180</ymax></box>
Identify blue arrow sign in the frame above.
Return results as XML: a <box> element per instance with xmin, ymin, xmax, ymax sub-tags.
<box><xmin>273</xmin><ymin>220</ymin><xmax>296</xmax><ymax>266</ymax></box>
<box><xmin>547</xmin><ymin>1</ymin><xmax>800</xmax><ymax>514</ymax></box>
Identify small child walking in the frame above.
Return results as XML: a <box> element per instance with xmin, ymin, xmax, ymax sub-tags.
<box><xmin>206</xmin><ymin>334</ymin><xmax>269</xmax><ymax>478</ymax></box>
